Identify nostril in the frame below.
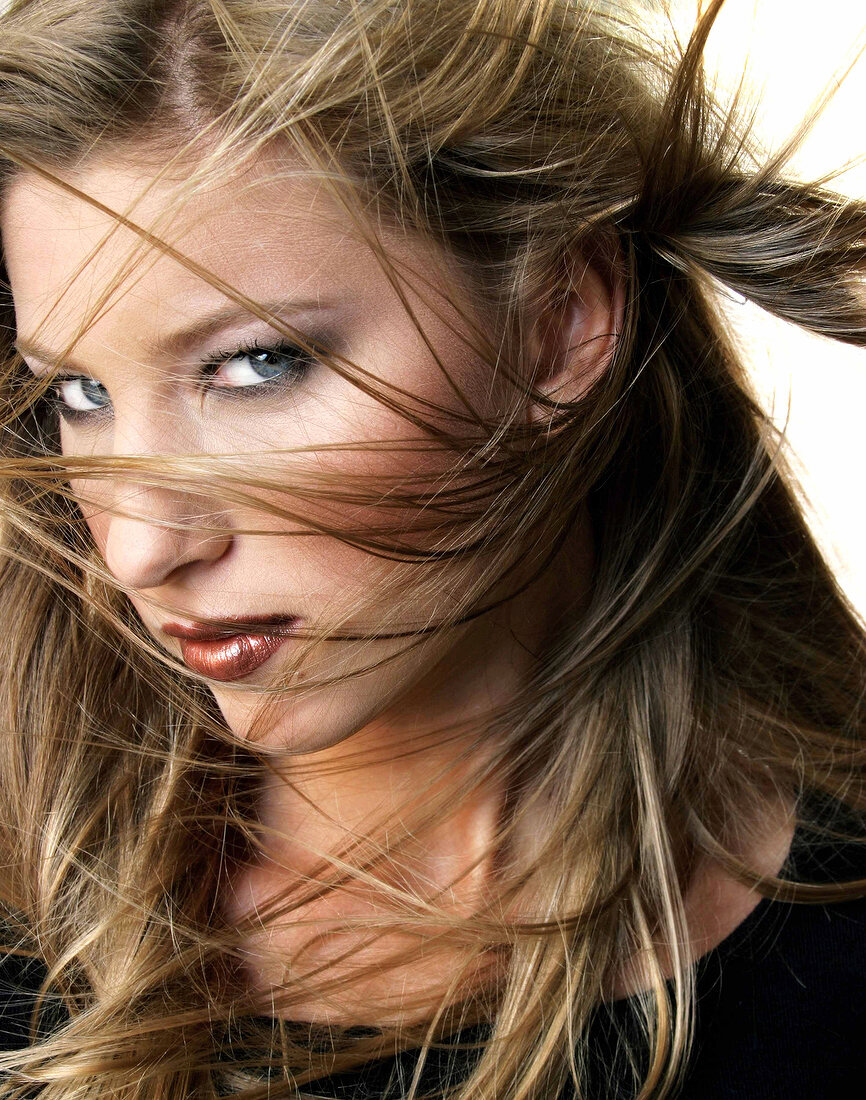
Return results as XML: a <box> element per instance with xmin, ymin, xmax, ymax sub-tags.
<box><xmin>99</xmin><ymin>490</ymin><xmax>232</xmax><ymax>590</ymax></box>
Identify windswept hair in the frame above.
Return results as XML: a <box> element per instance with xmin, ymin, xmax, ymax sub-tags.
<box><xmin>0</xmin><ymin>1</ymin><xmax>865</xmax><ymax>1098</ymax></box>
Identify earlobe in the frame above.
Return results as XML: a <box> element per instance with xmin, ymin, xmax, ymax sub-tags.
<box><xmin>529</xmin><ymin>257</ymin><xmax>624</xmax><ymax>421</ymax></box>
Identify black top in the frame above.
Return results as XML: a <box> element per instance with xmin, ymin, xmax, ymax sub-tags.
<box><xmin>3</xmin><ymin>828</ymin><xmax>866</xmax><ymax>1098</ymax></box>
<box><xmin>586</xmin><ymin>829</ymin><xmax>866</xmax><ymax>1099</ymax></box>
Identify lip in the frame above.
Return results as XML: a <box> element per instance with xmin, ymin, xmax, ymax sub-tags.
<box><xmin>163</xmin><ymin>615</ymin><xmax>299</xmax><ymax>682</ymax></box>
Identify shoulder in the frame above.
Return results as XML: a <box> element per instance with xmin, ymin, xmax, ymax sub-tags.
<box><xmin>683</xmin><ymin>833</ymin><xmax>866</xmax><ymax>1099</ymax></box>
<box><xmin>586</xmin><ymin>829</ymin><xmax>866</xmax><ymax>1100</ymax></box>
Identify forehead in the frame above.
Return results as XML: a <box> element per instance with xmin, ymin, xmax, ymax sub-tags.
<box><xmin>0</xmin><ymin>155</ymin><xmax>415</xmax><ymax>358</ymax></box>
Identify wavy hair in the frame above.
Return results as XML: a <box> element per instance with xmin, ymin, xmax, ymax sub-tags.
<box><xmin>0</xmin><ymin>1</ymin><xmax>865</xmax><ymax>1097</ymax></box>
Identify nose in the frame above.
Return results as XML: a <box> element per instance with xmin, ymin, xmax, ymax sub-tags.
<box><xmin>88</xmin><ymin>407</ymin><xmax>233</xmax><ymax>592</ymax></box>
<box><xmin>98</xmin><ymin>479</ymin><xmax>232</xmax><ymax>591</ymax></box>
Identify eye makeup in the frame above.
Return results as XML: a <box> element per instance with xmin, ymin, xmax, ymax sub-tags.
<box><xmin>199</xmin><ymin>338</ymin><xmax>318</xmax><ymax>395</ymax></box>
<box><xmin>41</xmin><ymin>333</ymin><xmax>325</xmax><ymax>425</ymax></box>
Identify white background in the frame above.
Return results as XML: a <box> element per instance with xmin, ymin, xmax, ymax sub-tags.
<box><xmin>670</xmin><ymin>0</ymin><xmax>866</xmax><ymax>616</ymax></box>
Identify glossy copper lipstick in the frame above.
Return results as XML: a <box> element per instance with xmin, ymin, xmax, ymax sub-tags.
<box><xmin>163</xmin><ymin>616</ymin><xmax>298</xmax><ymax>682</ymax></box>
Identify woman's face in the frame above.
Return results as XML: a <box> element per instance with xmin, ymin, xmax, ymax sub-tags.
<box><xmin>1</xmin><ymin>154</ymin><xmax>572</xmax><ymax>752</ymax></box>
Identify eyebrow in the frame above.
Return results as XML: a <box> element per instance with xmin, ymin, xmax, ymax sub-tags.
<box><xmin>15</xmin><ymin>298</ymin><xmax>330</xmax><ymax>372</ymax></box>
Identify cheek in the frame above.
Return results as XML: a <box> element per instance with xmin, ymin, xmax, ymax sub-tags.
<box><xmin>226</xmin><ymin>373</ymin><xmax>494</xmax><ymax>622</ymax></box>
<box><xmin>68</xmin><ymin>477</ymin><xmax>110</xmax><ymax>547</ymax></box>
<box><xmin>61</xmin><ymin>417</ymin><xmax>115</xmax><ymax>544</ymax></box>
<box><xmin>223</xmin><ymin>396</ymin><xmax>462</xmax><ymax>545</ymax></box>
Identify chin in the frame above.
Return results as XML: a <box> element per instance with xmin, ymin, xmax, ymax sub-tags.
<box><xmin>210</xmin><ymin>632</ymin><xmax>464</xmax><ymax>754</ymax></box>
<box><xmin>210</xmin><ymin>671</ymin><xmax>410</xmax><ymax>755</ymax></box>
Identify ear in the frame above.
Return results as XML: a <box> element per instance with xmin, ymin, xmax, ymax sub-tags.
<box><xmin>528</xmin><ymin>252</ymin><xmax>624</xmax><ymax>421</ymax></box>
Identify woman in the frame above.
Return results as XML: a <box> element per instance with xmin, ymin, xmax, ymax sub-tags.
<box><xmin>0</xmin><ymin>0</ymin><xmax>864</xmax><ymax>1096</ymax></box>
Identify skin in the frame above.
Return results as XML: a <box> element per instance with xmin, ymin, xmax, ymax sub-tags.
<box><xmin>1</xmin><ymin>154</ymin><xmax>792</xmax><ymax>1024</ymax></box>
<box><xmin>2</xmin><ymin>156</ymin><xmax>600</xmax><ymax>752</ymax></box>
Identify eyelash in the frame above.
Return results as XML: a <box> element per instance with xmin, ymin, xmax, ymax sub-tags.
<box><xmin>48</xmin><ymin>339</ymin><xmax>317</xmax><ymax>424</ymax></box>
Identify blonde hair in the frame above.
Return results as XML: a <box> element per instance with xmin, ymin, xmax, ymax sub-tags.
<box><xmin>0</xmin><ymin>0</ymin><xmax>865</xmax><ymax>1097</ymax></box>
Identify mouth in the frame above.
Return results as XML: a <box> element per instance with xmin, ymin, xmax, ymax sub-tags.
<box><xmin>162</xmin><ymin>615</ymin><xmax>299</xmax><ymax>682</ymax></box>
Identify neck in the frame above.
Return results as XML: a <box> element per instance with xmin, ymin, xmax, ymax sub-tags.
<box><xmin>222</xmin><ymin>732</ymin><xmax>506</xmax><ymax>1025</ymax></box>
<box><xmin>221</xmin><ymin>519</ymin><xmax>595</xmax><ymax>1024</ymax></box>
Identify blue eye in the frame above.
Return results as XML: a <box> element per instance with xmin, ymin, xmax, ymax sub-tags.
<box><xmin>53</xmin><ymin>376</ymin><xmax>110</xmax><ymax>415</ymax></box>
<box><xmin>206</xmin><ymin>342</ymin><xmax>314</xmax><ymax>391</ymax></box>
<box><xmin>48</xmin><ymin>341</ymin><xmax>315</xmax><ymax>424</ymax></box>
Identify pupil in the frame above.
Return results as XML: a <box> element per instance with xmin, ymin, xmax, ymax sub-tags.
<box><xmin>249</xmin><ymin>349</ymin><xmax>290</xmax><ymax>379</ymax></box>
<box><xmin>81</xmin><ymin>378</ymin><xmax>106</xmax><ymax>404</ymax></box>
